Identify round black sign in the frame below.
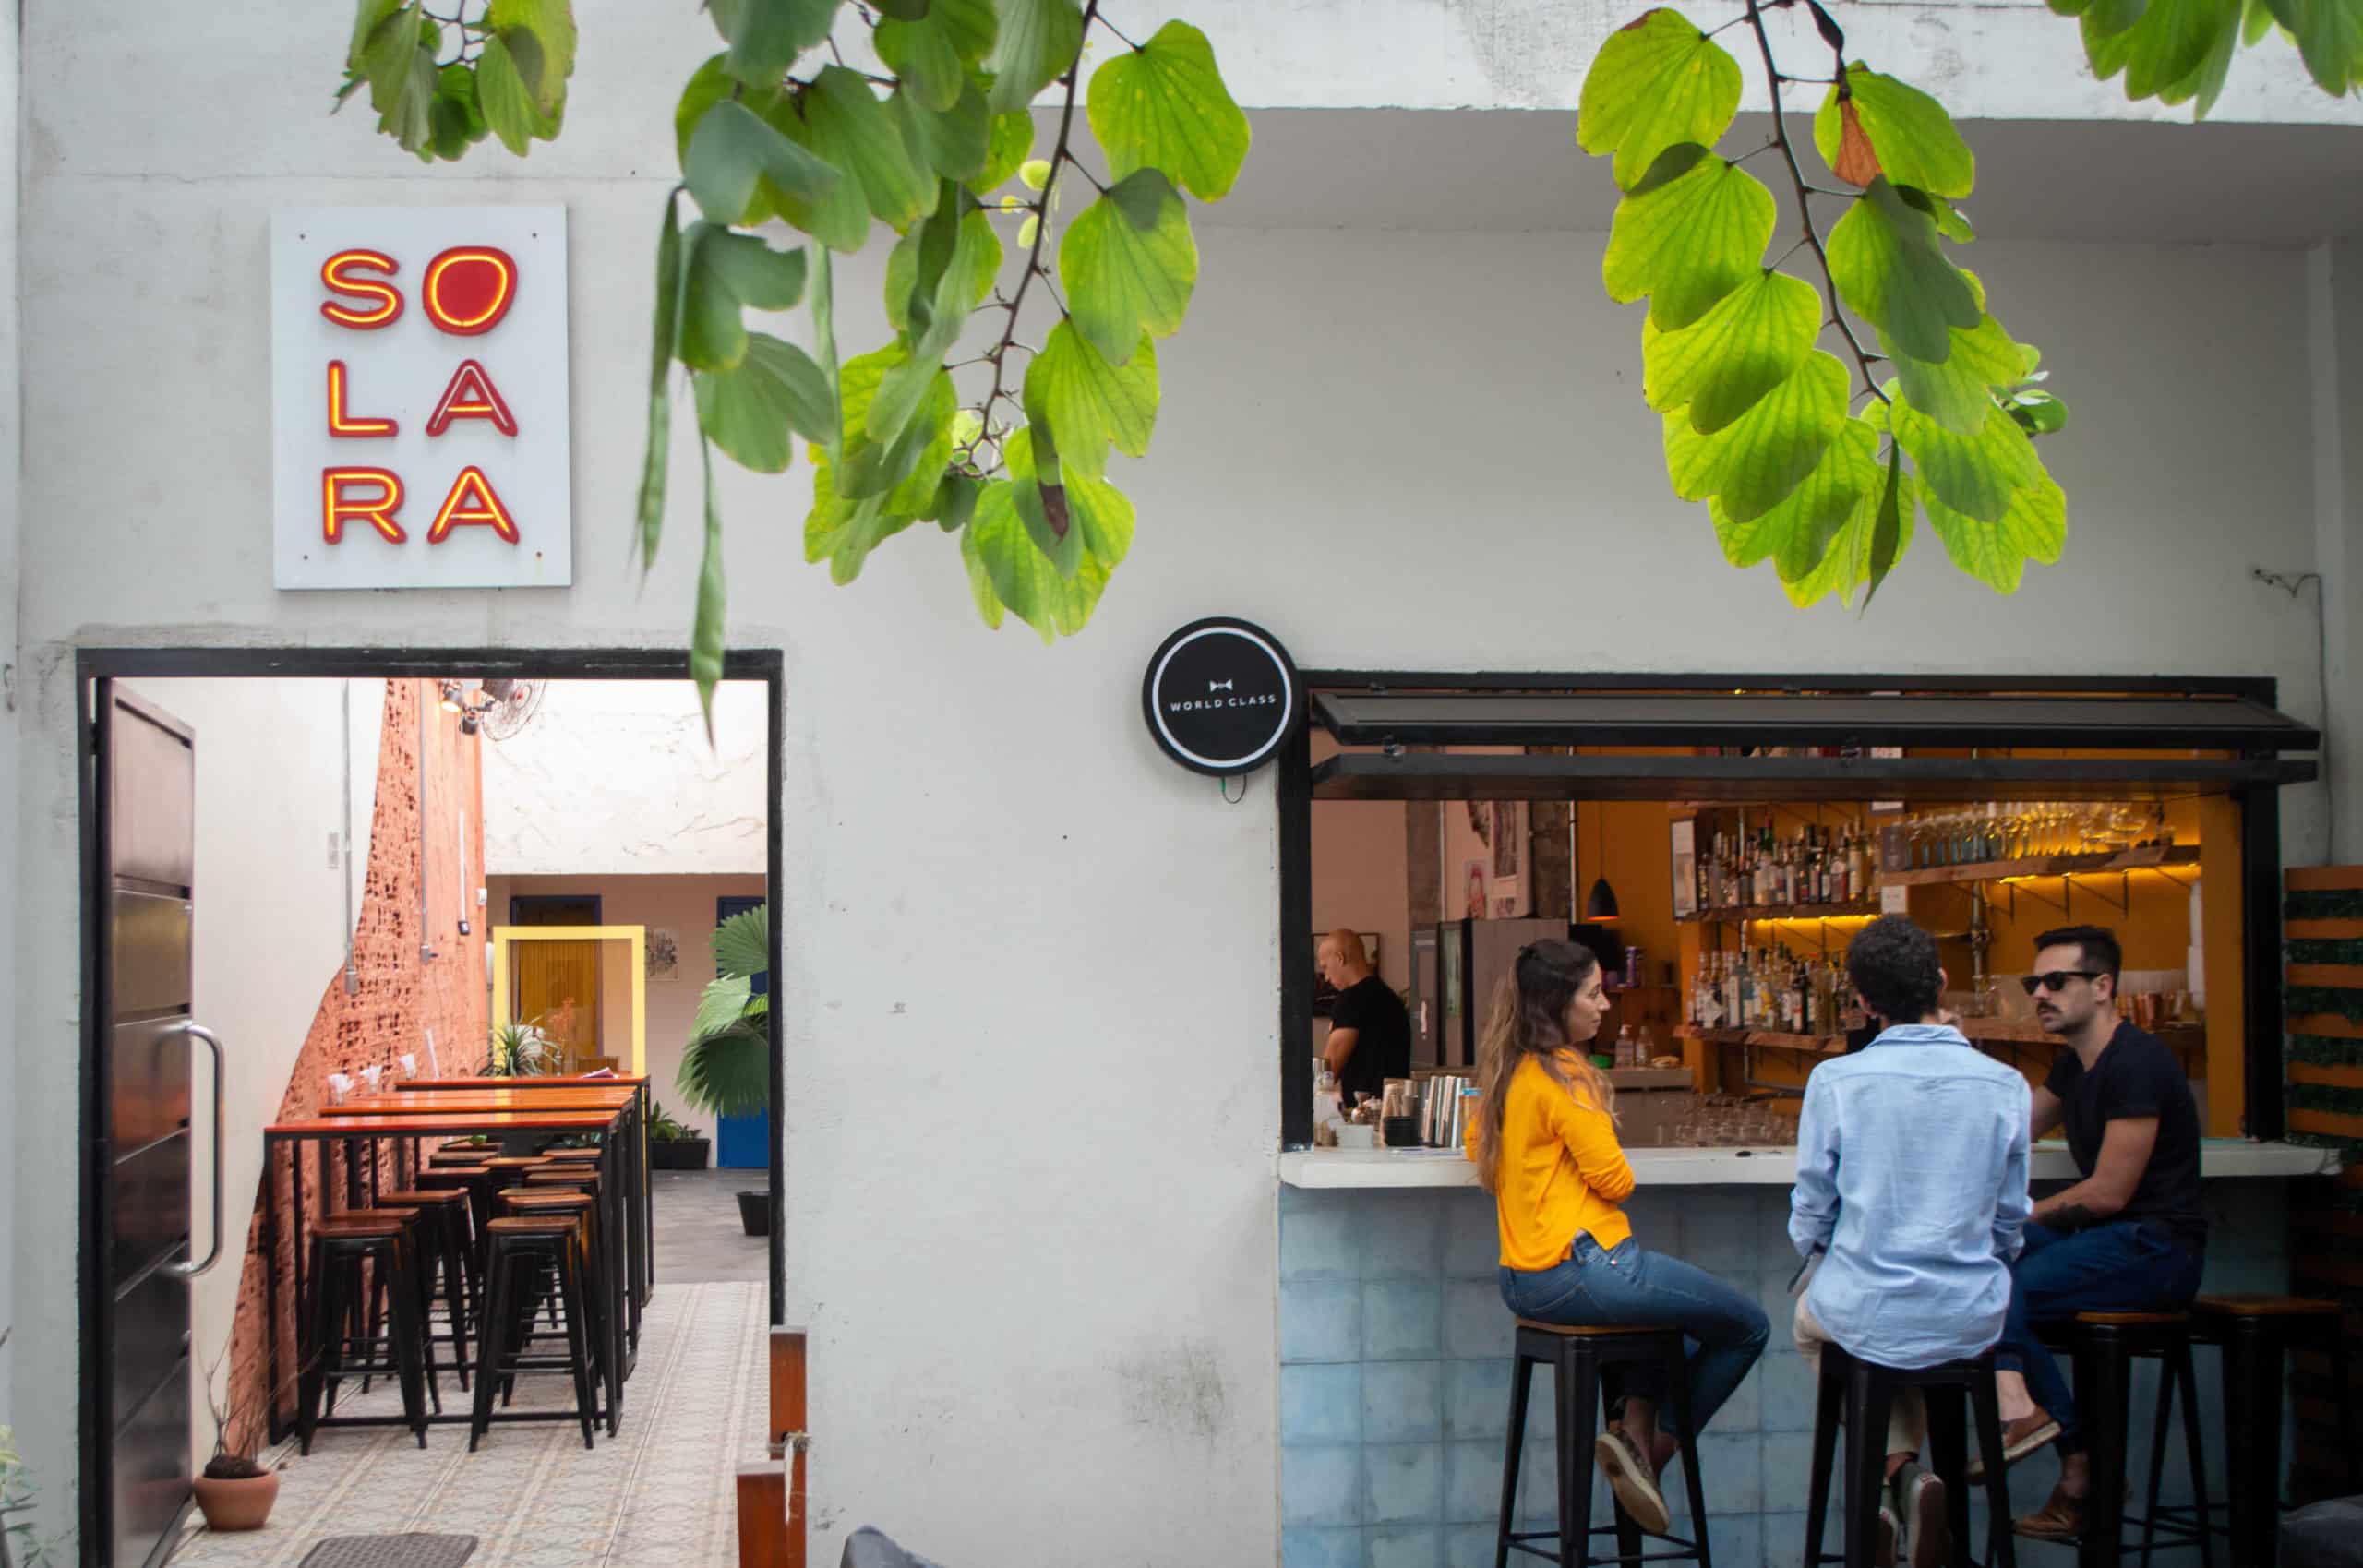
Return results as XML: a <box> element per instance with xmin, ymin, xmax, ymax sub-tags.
<box><xmin>1141</xmin><ymin>617</ymin><xmax>1301</xmax><ymax>776</ymax></box>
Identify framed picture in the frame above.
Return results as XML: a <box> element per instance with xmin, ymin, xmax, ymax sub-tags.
<box><xmin>1670</xmin><ymin>819</ymin><xmax>1697</xmax><ymax>919</ymax></box>
<box><xmin>1312</xmin><ymin>931</ymin><xmax>1383</xmax><ymax>1017</ymax></box>
<box><xmin>1462</xmin><ymin>858</ymin><xmax>1489</xmax><ymax>921</ymax></box>
<box><xmin>644</xmin><ymin>928</ymin><xmax>680</xmax><ymax>981</ymax></box>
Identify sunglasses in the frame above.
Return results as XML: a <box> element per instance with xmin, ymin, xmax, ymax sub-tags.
<box><xmin>2020</xmin><ymin>970</ymin><xmax>2102</xmax><ymax>996</ymax></box>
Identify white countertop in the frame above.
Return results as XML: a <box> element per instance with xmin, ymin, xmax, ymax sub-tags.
<box><xmin>1277</xmin><ymin>1141</ymin><xmax>2341</xmax><ymax>1190</ymax></box>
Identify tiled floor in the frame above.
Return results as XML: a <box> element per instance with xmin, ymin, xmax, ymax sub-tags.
<box><xmin>652</xmin><ymin>1169</ymin><xmax>769</xmax><ymax>1286</ymax></box>
<box><xmin>171</xmin><ymin>1182</ymin><xmax>772</xmax><ymax>1568</ymax></box>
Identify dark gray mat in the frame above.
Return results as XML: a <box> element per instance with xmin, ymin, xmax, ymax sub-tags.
<box><xmin>298</xmin><ymin>1535</ymin><xmax>477</xmax><ymax>1568</ymax></box>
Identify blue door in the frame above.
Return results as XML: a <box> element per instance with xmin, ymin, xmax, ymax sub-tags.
<box><xmin>714</xmin><ymin>896</ymin><xmax>768</xmax><ymax>1169</ymax></box>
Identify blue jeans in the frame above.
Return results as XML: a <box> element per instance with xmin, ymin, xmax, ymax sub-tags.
<box><xmin>1499</xmin><ymin>1235</ymin><xmax>1770</xmax><ymax>1437</ymax></box>
<box><xmin>1994</xmin><ymin>1220</ymin><xmax>2204</xmax><ymax>1454</ymax></box>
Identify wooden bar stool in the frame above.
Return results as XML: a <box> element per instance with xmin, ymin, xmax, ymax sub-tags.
<box><xmin>471</xmin><ymin>1215</ymin><xmax>598</xmax><ymax>1451</ymax></box>
<box><xmin>1498</xmin><ymin>1320</ymin><xmax>1714</xmax><ymax>1568</ymax></box>
<box><xmin>498</xmin><ymin>1188</ymin><xmax>606</xmax><ymax>1368</ymax></box>
<box><xmin>524</xmin><ymin>1167</ymin><xmax>599</xmax><ymax>1196</ymax></box>
<box><xmin>1801</xmin><ymin>1343</ymin><xmax>2016</xmax><ymax>1568</ymax></box>
<box><xmin>2161</xmin><ymin>1296</ymin><xmax>2360</xmax><ymax>1566</ymax></box>
<box><xmin>2035</xmin><ymin>1311</ymin><xmax>2213</xmax><ymax>1568</ymax></box>
<box><xmin>428</xmin><ymin>1150</ymin><xmax>497</xmax><ymax>1168</ymax></box>
<box><xmin>413</xmin><ymin>1167</ymin><xmax>490</xmax><ymax>1276</ymax></box>
<box><xmin>298</xmin><ymin>1215</ymin><xmax>428</xmax><ymax>1453</ymax></box>
<box><xmin>378</xmin><ymin>1187</ymin><xmax>476</xmax><ymax>1391</ymax></box>
<box><xmin>328</xmin><ymin>1203</ymin><xmax>439</xmax><ymax>1413</ymax></box>
<box><xmin>542</xmin><ymin>1147</ymin><xmax>602</xmax><ymax>1165</ymax></box>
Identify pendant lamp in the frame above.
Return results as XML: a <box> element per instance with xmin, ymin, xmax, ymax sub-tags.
<box><xmin>1582</xmin><ymin>805</ymin><xmax>1621</xmax><ymax>925</ymax></box>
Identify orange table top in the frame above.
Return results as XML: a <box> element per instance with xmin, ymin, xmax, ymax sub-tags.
<box><xmin>321</xmin><ymin>1087</ymin><xmax>638</xmax><ymax>1116</ymax></box>
<box><xmin>401</xmin><ymin>1074</ymin><xmax>647</xmax><ymax>1089</ymax></box>
<box><xmin>268</xmin><ymin>1109</ymin><xmax>621</xmax><ymax>1136</ymax></box>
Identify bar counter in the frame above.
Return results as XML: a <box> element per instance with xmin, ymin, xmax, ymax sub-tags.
<box><xmin>1275</xmin><ymin>1142</ymin><xmax>2338</xmax><ymax>1568</ymax></box>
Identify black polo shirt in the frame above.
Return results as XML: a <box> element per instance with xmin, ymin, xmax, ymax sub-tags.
<box><xmin>2045</xmin><ymin>1023</ymin><xmax>2206</xmax><ymax>1256</ymax></box>
<box><xmin>1330</xmin><ymin>975</ymin><xmax>1411</xmax><ymax>1109</ymax></box>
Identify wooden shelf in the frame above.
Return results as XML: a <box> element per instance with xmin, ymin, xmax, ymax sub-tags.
<box><xmin>1674</xmin><ymin>1021</ymin><xmax>2205</xmax><ymax>1052</ymax></box>
<box><xmin>1674</xmin><ymin>1026</ymin><xmax>1844</xmax><ymax>1055</ymax></box>
<box><xmin>1677</xmin><ymin>901</ymin><xmax>1880</xmax><ymax>925</ymax></box>
<box><xmin>1877</xmin><ymin>844</ymin><xmax>2200</xmax><ymax>889</ymax></box>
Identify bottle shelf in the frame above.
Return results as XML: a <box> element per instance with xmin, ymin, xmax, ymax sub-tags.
<box><xmin>1673</xmin><ymin>1026</ymin><xmax>1843</xmax><ymax>1055</ymax></box>
<box><xmin>1673</xmin><ymin>1020</ymin><xmax>2206</xmax><ymax>1053</ymax></box>
<box><xmin>1676</xmin><ymin>901</ymin><xmax>1880</xmax><ymax>925</ymax></box>
<box><xmin>1876</xmin><ymin>844</ymin><xmax>2199</xmax><ymax>889</ymax></box>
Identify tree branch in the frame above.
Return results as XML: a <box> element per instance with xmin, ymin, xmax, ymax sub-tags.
<box><xmin>1742</xmin><ymin>0</ymin><xmax>1888</xmax><ymax>407</ymax></box>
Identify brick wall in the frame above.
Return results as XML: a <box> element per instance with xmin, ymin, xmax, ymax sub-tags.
<box><xmin>222</xmin><ymin>678</ymin><xmax>486</xmax><ymax>1445</ymax></box>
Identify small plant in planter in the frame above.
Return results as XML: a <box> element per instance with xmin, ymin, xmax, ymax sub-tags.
<box><xmin>677</xmin><ymin>904</ymin><xmax>770</xmax><ymax>1233</ymax></box>
<box><xmin>482</xmin><ymin>1017</ymin><xmax>560</xmax><ymax>1078</ymax></box>
<box><xmin>192</xmin><ymin>1339</ymin><xmax>288</xmax><ymax>1534</ymax></box>
<box><xmin>2</xmin><ymin>1334</ymin><xmax>62</xmax><ymax>1568</ymax></box>
<box><xmin>646</xmin><ymin>1100</ymin><xmax>711</xmax><ymax>1171</ymax></box>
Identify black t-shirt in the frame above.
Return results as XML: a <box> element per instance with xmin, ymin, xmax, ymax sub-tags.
<box><xmin>1331</xmin><ymin>975</ymin><xmax>1411</xmax><ymax>1109</ymax></box>
<box><xmin>2044</xmin><ymin>1023</ymin><xmax>2206</xmax><ymax>1256</ymax></box>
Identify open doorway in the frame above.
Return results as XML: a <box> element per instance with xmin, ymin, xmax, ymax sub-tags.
<box><xmin>76</xmin><ymin>648</ymin><xmax>784</xmax><ymax>1568</ymax></box>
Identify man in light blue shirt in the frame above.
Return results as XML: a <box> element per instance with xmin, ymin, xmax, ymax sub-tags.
<box><xmin>1791</xmin><ymin>916</ymin><xmax>2033</xmax><ymax>1568</ymax></box>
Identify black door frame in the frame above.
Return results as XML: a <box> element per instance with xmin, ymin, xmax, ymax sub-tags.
<box><xmin>1278</xmin><ymin>669</ymin><xmax>2295</xmax><ymax>1150</ymax></box>
<box><xmin>76</xmin><ymin>645</ymin><xmax>787</xmax><ymax>1564</ymax></box>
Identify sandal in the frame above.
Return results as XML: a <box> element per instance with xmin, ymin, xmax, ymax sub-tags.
<box><xmin>1593</xmin><ymin>1429</ymin><xmax>1671</xmax><ymax>1535</ymax></box>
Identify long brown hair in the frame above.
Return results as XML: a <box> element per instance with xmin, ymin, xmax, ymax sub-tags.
<box><xmin>1470</xmin><ymin>939</ymin><xmax>1614</xmax><ymax>1194</ymax></box>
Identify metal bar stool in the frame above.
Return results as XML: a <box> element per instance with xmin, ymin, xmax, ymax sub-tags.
<box><xmin>378</xmin><ymin>1187</ymin><xmax>476</xmax><ymax>1392</ymax></box>
<box><xmin>1801</xmin><ymin>1342</ymin><xmax>2017</xmax><ymax>1568</ymax></box>
<box><xmin>2150</xmin><ymin>1295</ymin><xmax>2361</xmax><ymax>1567</ymax></box>
<box><xmin>2034</xmin><ymin>1311</ymin><xmax>2214</xmax><ymax>1568</ymax></box>
<box><xmin>471</xmin><ymin>1215</ymin><xmax>599</xmax><ymax>1451</ymax></box>
<box><xmin>1497</xmin><ymin>1320</ymin><xmax>1714</xmax><ymax>1568</ymax></box>
<box><xmin>297</xmin><ymin>1213</ymin><xmax>428</xmax><ymax>1453</ymax></box>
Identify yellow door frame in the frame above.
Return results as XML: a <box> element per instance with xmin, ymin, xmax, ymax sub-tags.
<box><xmin>490</xmin><ymin>924</ymin><xmax>647</xmax><ymax>1075</ymax></box>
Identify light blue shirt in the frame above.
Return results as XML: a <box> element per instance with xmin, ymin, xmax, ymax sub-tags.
<box><xmin>1789</xmin><ymin>1023</ymin><xmax>2033</xmax><ymax>1369</ymax></box>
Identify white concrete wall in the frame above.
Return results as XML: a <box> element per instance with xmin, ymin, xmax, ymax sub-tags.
<box><xmin>486</xmin><ymin>873</ymin><xmax>770</xmax><ymax>1142</ymax></box>
<box><xmin>481</xmin><ymin>678</ymin><xmax>766</xmax><ymax>877</ymax></box>
<box><xmin>6</xmin><ymin>2</ymin><xmax>2358</xmax><ymax>1561</ymax></box>
<box><xmin>115</xmin><ymin>678</ymin><xmax>369</xmax><ymax>1466</ymax></box>
<box><xmin>2311</xmin><ymin>240</ymin><xmax>2363</xmax><ymax>865</ymax></box>
<box><xmin>0</xmin><ymin>0</ymin><xmax>18</xmax><ymax>1454</ymax></box>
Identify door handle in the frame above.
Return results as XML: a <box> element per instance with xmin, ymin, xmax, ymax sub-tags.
<box><xmin>172</xmin><ymin>1023</ymin><xmax>226</xmax><ymax>1278</ymax></box>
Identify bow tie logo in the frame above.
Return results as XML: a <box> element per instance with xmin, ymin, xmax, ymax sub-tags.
<box><xmin>1209</xmin><ymin>679</ymin><xmax>1234</xmax><ymax>692</ymax></box>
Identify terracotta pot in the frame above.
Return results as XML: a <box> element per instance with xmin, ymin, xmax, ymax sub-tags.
<box><xmin>194</xmin><ymin>1469</ymin><xmax>280</xmax><ymax>1532</ymax></box>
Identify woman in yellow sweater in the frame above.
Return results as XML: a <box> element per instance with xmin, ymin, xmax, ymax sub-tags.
<box><xmin>1468</xmin><ymin>940</ymin><xmax>1769</xmax><ymax>1534</ymax></box>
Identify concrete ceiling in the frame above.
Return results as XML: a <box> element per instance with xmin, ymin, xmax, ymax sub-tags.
<box><xmin>1182</xmin><ymin>109</ymin><xmax>2363</xmax><ymax>245</ymax></box>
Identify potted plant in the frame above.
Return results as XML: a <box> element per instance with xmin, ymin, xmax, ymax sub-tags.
<box><xmin>645</xmin><ymin>1100</ymin><xmax>711</xmax><ymax>1170</ymax></box>
<box><xmin>677</xmin><ymin>904</ymin><xmax>771</xmax><ymax>1234</ymax></box>
<box><xmin>481</xmin><ymin>1017</ymin><xmax>561</xmax><ymax>1153</ymax></box>
<box><xmin>1</xmin><ymin>1332</ymin><xmax>59</xmax><ymax>1568</ymax></box>
<box><xmin>191</xmin><ymin>1339</ymin><xmax>282</xmax><ymax>1534</ymax></box>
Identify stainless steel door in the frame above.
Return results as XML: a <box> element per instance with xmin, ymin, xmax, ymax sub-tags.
<box><xmin>95</xmin><ymin>686</ymin><xmax>212</xmax><ymax>1568</ymax></box>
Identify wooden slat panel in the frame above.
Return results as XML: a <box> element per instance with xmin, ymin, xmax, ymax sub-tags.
<box><xmin>738</xmin><ymin>1467</ymin><xmax>786</xmax><ymax>1568</ymax></box>
<box><xmin>2288</xmin><ymin>964</ymin><xmax>2363</xmax><ymax>989</ymax></box>
<box><xmin>772</xmin><ymin>1329</ymin><xmax>808</xmax><ymax>1568</ymax></box>
<box><xmin>2291</xmin><ymin>1109</ymin><xmax>2363</xmax><ymax>1141</ymax></box>
<box><xmin>2291</xmin><ymin>1062</ymin><xmax>2363</xmax><ymax>1090</ymax></box>
<box><xmin>2288</xmin><ymin>867</ymin><xmax>2363</xmax><ymax>892</ymax></box>
<box><xmin>2289</xmin><ymin>919</ymin><xmax>2363</xmax><ymax>940</ymax></box>
<box><xmin>2293</xmin><ymin>1015</ymin><xmax>2363</xmax><ymax>1040</ymax></box>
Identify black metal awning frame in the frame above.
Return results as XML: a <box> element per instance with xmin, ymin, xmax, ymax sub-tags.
<box><xmin>1277</xmin><ymin>670</ymin><xmax>2309</xmax><ymax>1148</ymax></box>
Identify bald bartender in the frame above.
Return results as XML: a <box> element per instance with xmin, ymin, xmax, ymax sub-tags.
<box><xmin>1320</xmin><ymin>930</ymin><xmax>1411</xmax><ymax>1112</ymax></box>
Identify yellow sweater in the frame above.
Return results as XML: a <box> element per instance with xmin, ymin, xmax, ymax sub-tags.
<box><xmin>1469</xmin><ymin>1053</ymin><xmax>1636</xmax><ymax>1270</ymax></box>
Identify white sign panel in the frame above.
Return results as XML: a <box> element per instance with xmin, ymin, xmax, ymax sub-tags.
<box><xmin>271</xmin><ymin>207</ymin><xmax>570</xmax><ymax>589</ymax></box>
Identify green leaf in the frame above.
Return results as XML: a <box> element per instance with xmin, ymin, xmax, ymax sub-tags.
<box><xmin>973</xmin><ymin>111</ymin><xmax>1037</xmax><ymax>192</ymax></box>
<box><xmin>1825</xmin><ymin>178</ymin><xmax>1980</xmax><ymax>362</ymax></box>
<box><xmin>985</xmin><ymin>0</ymin><xmax>1084</xmax><ymax>114</ymax></box>
<box><xmin>963</xmin><ymin>457</ymin><xmax>1113</xmax><ymax>640</ymax></box>
<box><xmin>2083</xmin><ymin>0</ymin><xmax>2241</xmax><ymax>95</ymax></box>
<box><xmin>1060</xmin><ymin>170</ymin><xmax>1196</xmax><ymax>365</ymax></box>
<box><xmin>1643</xmin><ymin>270</ymin><xmax>1821</xmax><ymax>434</ymax></box>
<box><xmin>835</xmin><ymin>351</ymin><xmax>955</xmax><ymax>508</ymax></box>
<box><xmin>427</xmin><ymin>66</ymin><xmax>487</xmax><ymax>161</ymax></box>
<box><xmin>1812</xmin><ymin>69</ymin><xmax>1976</xmax><ymax>198</ymax></box>
<box><xmin>1603</xmin><ymin>152</ymin><xmax>1776</xmax><ymax>331</ymax></box>
<box><xmin>1883</xmin><ymin>309</ymin><xmax>2024</xmax><ymax>437</ymax></box>
<box><xmin>361</xmin><ymin>3</ymin><xmax>423</xmax><ymax>108</ymax></box>
<box><xmin>678</xmin><ymin>225</ymin><xmax>749</xmax><ymax>372</ymax></box>
<box><xmin>893</xmin><ymin>78</ymin><xmax>991</xmax><ymax>183</ymax></box>
<box><xmin>691</xmin><ymin>437</ymin><xmax>727</xmax><ymax>736</ymax></box>
<box><xmin>2262</xmin><ymin>0</ymin><xmax>2363</xmax><ymax>92</ymax></box>
<box><xmin>811</xmin><ymin>247</ymin><xmax>842</xmax><ymax>468</ymax></box>
<box><xmin>636</xmin><ymin>192</ymin><xmax>686</xmax><ymax>574</ymax></box>
<box><xmin>884</xmin><ymin>209</ymin><xmax>1002</xmax><ymax>331</ymax></box>
<box><xmin>1577</xmin><ymin>9</ymin><xmax>1745</xmax><ymax>190</ymax></box>
<box><xmin>713</xmin><ymin>904</ymin><xmax>771</xmax><ymax>979</ymax></box>
<box><xmin>685</xmin><ymin>99</ymin><xmax>840</xmax><ymax>226</ymax></box>
<box><xmin>708</xmin><ymin>0</ymin><xmax>840</xmax><ymax>88</ymax></box>
<box><xmin>1026</xmin><ymin>320</ymin><xmax>1158</xmax><ymax>479</ymax></box>
<box><xmin>696</xmin><ymin>332</ymin><xmax>835</xmax><ymax>473</ymax></box>
<box><xmin>1661</xmin><ymin>350</ymin><xmax>1850</xmax><ymax>521</ymax></box>
<box><xmin>930</xmin><ymin>471</ymin><xmax>982</xmax><ymax>533</ymax></box>
<box><xmin>876</xmin><ymin>0</ymin><xmax>995</xmax><ymax>111</ymax></box>
<box><xmin>700</xmin><ymin>228</ymin><xmax>809</xmax><ymax>310</ymax></box>
<box><xmin>1087</xmin><ymin>19</ymin><xmax>1253</xmax><ymax>201</ymax></box>
<box><xmin>486</xmin><ymin>0</ymin><xmax>576</xmax><ymax>118</ymax></box>
<box><xmin>2244</xmin><ymin>0</ymin><xmax>2277</xmax><ymax>45</ymax></box>
<box><xmin>2156</xmin><ymin>0</ymin><xmax>2239</xmax><ymax>114</ymax></box>
<box><xmin>1710</xmin><ymin>418</ymin><xmax>1879</xmax><ymax>577</ymax></box>
<box><xmin>476</xmin><ymin>36</ymin><xmax>542</xmax><ymax>154</ymax></box>
<box><xmin>1892</xmin><ymin>396</ymin><xmax>2043</xmax><ymax>522</ymax></box>
<box><xmin>802</xmin><ymin>65</ymin><xmax>930</xmax><ymax>232</ymax></box>
<box><xmin>1785</xmin><ymin>437</ymin><xmax>1920</xmax><ymax>607</ymax></box>
<box><xmin>1896</xmin><ymin>186</ymin><xmax>1976</xmax><ymax>243</ymax></box>
<box><xmin>678</xmin><ymin>970</ymin><xmax>768</xmax><ymax>1117</ymax></box>
<box><xmin>2006</xmin><ymin>389</ymin><xmax>2070</xmax><ymax>436</ymax></box>
<box><xmin>1859</xmin><ymin>442</ymin><xmax>1907</xmax><ymax>609</ymax></box>
<box><xmin>349</xmin><ymin>0</ymin><xmax>402</xmax><ymax>66</ymax></box>
<box><xmin>1066</xmin><ymin>465</ymin><xmax>1136</xmax><ymax>566</ymax></box>
<box><xmin>1923</xmin><ymin>463</ymin><xmax>2067</xmax><ymax>592</ymax></box>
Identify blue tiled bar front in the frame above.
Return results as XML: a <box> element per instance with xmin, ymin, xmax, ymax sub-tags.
<box><xmin>1277</xmin><ymin>1146</ymin><xmax>2324</xmax><ymax>1568</ymax></box>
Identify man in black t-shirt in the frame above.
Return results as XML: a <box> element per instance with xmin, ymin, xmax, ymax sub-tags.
<box><xmin>1319</xmin><ymin>930</ymin><xmax>1411</xmax><ymax>1112</ymax></box>
<box><xmin>1990</xmin><ymin>926</ymin><xmax>2206</xmax><ymax>1544</ymax></box>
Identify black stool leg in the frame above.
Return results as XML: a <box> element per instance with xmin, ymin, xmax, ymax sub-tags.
<box><xmin>2141</xmin><ymin>1351</ymin><xmax>2174</xmax><ymax>1568</ymax></box>
<box><xmin>468</xmin><ymin>1244</ymin><xmax>515</xmax><ymax>1452</ymax></box>
<box><xmin>1970</xmin><ymin>1368</ymin><xmax>2018</xmax><ymax>1568</ymax></box>
<box><xmin>1666</xmin><ymin>1347</ymin><xmax>1711</xmax><ymax>1568</ymax></box>
<box><xmin>2173</xmin><ymin>1337</ymin><xmax>2213</xmax><ymax>1568</ymax></box>
<box><xmin>2219</xmin><ymin>1317</ymin><xmax>2275</xmax><ymax>1568</ymax></box>
<box><xmin>1845</xmin><ymin>1370</ymin><xmax>1896</xmax><ymax>1568</ymax></box>
<box><xmin>1498</xmin><ymin>1352</ymin><xmax>1532</xmax><ymax>1568</ymax></box>
<box><xmin>385</xmin><ymin>1238</ymin><xmax>429</xmax><ymax>1446</ymax></box>
<box><xmin>440</xmin><ymin>1207</ymin><xmax>472</xmax><ymax>1392</ymax></box>
<box><xmin>296</xmin><ymin>1240</ymin><xmax>341</xmax><ymax>1456</ymax></box>
<box><xmin>1556</xmin><ymin>1344</ymin><xmax>1597</xmax><ymax>1568</ymax></box>
<box><xmin>2329</xmin><ymin>1315</ymin><xmax>2360</xmax><ymax>1494</ymax></box>
<box><xmin>2080</xmin><ymin>1328</ymin><xmax>2133</xmax><ymax>1568</ymax></box>
<box><xmin>1925</xmin><ymin>1383</ymin><xmax>1971</xmax><ymax>1568</ymax></box>
<box><xmin>556</xmin><ymin>1238</ymin><xmax>597</xmax><ymax>1450</ymax></box>
<box><xmin>1805</xmin><ymin>1348</ymin><xmax>1846</xmax><ymax>1568</ymax></box>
